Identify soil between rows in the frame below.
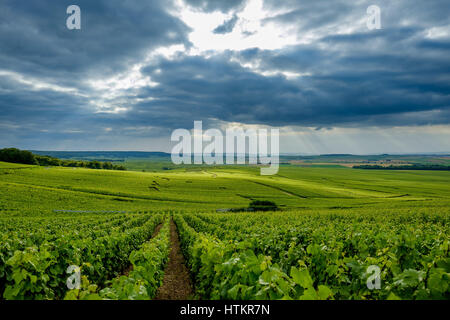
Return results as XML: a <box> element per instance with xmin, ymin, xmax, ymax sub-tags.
<box><xmin>155</xmin><ymin>219</ymin><xmax>194</xmax><ymax>300</ymax></box>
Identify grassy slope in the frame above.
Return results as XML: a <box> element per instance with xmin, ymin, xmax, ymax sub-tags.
<box><xmin>0</xmin><ymin>161</ymin><xmax>449</xmax><ymax>216</ymax></box>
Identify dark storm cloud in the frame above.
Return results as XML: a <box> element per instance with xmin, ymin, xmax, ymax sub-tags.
<box><xmin>0</xmin><ymin>0</ymin><xmax>190</xmax><ymax>146</ymax></box>
<box><xmin>134</xmin><ymin>0</ymin><xmax>448</xmax><ymax>129</ymax></box>
<box><xmin>0</xmin><ymin>0</ymin><xmax>449</xmax><ymax>150</ymax></box>
<box><xmin>0</xmin><ymin>0</ymin><xmax>189</xmax><ymax>86</ymax></box>
<box><xmin>262</xmin><ymin>0</ymin><xmax>450</xmax><ymax>31</ymax></box>
<box><xmin>0</xmin><ymin>75</ymin><xmax>96</xmax><ymax>140</ymax></box>
<box><xmin>262</xmin><ymin>0</ymin><xmax>354</xmax><ymax>33</ymax></box>
<box><xmin>213</xmin><ymin>15</ymin><xmax>239</xmax><ymax>34</ymax></box>
<box><xmin>131</xmin><ymin>45</ymin><xmax>450</xmax><ymax>128</ymax></box>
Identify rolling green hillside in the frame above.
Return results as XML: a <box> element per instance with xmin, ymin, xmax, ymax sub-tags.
<box><xmin>1</xmin><ymin>161</ymin><xmax>449</xmax><ymax>214</ymax></box>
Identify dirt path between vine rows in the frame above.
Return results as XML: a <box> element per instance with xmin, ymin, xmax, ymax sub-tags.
<box><xmin>155</xmin><ymin>219</ymin><xmax>194</xmax><ymax>300</ymax></box>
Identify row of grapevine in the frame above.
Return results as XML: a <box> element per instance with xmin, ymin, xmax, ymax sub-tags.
<box><xmin>1</xmin><ymin>213</ymin><xmax>164</xmax><ymax>299</ymax></box>
<box><xmin>65</xmin><ymin>216</ymin><xmax>171</xmax><ymax>300</ymax></box>
<box><xmin>174</xmin><ymin>214</ymin><xmax>334</xmax><ymax>300</ymax></box>
<box><xmin>176</xmin><ymin>211</ymin><xmax>449</xmax><ymax>300</ymax></box>
<box><xmin>1</xmin><ymin>214</ymin><xmax>135</xmax><ymax>298</ymax></box>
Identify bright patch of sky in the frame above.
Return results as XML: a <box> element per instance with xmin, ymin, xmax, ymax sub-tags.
<box><xmin>173</xmin><ymin>0</ymin><xmax>297</xmax><ymax>52</ymax></box>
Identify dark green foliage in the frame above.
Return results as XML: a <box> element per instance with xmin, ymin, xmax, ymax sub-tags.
<box><xmin>0</xmin><ymin>148</ymin><xmax>38</xmax><ymax>165</ymax></box>
<box><xmin>0</xmin><ymin>148</ymin><xmax>126</xmax><ymax>171</ymax></box>
<box><xmin>249</xmin><ymin>200</ymin><xmax>278</xmax><ymax>211</ymax></box>
<box><xmin>86</xmin><ymin>161</ymin><xmax>102</xmax><ymax>169</ymax></box>
<box><xmin>354</xmin><ymin>164</ymin><xmax>450</xmax><ymax>171</ymax></box>
<box><xmin>35</xmin><ymin>155</ymin><xmax>61</xmax><ymax>166</ymax></box>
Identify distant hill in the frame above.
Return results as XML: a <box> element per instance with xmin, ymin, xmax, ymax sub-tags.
<box><xmin>30</xmin><ymin>151</ymin><xmax>171</xmax><ymax>161</ymax></box>
<box><xmin>28</xmin><ymin>151</ymin><xmax>450</xmax><ymax>167</ymax></box>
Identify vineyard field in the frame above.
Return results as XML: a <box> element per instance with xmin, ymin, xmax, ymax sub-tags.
<box><xmin>0</xmin><ymin>161</ymin><xmax>449</xmax><ymax>300</ymax></box>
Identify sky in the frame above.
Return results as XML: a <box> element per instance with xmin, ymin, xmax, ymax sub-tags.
<box><xmin>0</xmin><ymin>0</ymin><xmax>449</xmax><ymax>154</ymax></box>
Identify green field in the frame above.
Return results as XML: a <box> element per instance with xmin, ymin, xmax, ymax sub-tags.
<box><xmin>0</xmin><ymin>161</ymin><xmax>449</xmax><ymax>300</ymax></box>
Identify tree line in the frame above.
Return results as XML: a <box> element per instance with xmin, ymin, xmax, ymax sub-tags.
<box><xmin>353</xmin><ymin>164</ymin><xmax>450</xmax><ymax>171</ymax></box>
<box><xmin>0</xmin><ymin>148</ymin><xmax>126</xmax><ymax>171</ymax></box>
